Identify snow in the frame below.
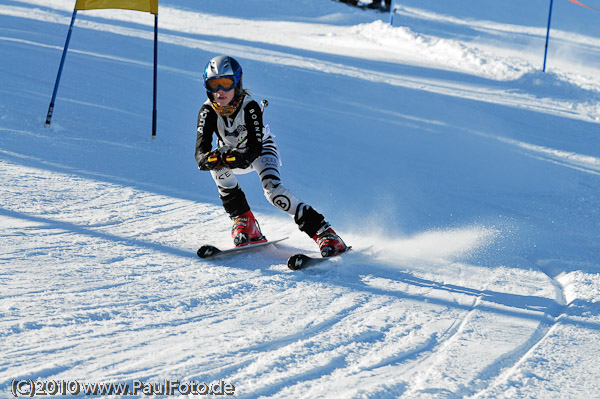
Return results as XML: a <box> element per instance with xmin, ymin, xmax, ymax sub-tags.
<box><xmin>1</xmin><ymin>0</ymin><xmax>599</xmax><ymax>397</ymax></box>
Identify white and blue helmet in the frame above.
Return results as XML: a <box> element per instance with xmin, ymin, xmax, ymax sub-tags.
<box><xmin>203</xmin><ymin>55</ymin><xmax>243</xmax><ymax>98</ymax></box>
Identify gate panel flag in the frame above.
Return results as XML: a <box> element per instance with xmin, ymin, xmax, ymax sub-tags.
<box><xmin>47</xmin><ymin>0</ymin><xmax>160</xmax><ymax>137</ymax></box>
<box><xmin>75</xmin><ymin>0</ymin><xmax>158</xmax><ymax>14</ymax></box>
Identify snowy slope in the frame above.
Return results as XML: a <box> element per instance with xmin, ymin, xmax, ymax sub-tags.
<box><xmin>1</xmin><ymin>0</ymin><xmax>599</xmax><ymax>398</ymax></box>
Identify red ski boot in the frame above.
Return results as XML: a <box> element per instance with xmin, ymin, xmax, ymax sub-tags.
<box><xmin>232</xmin><ymin>210</ymin><xmax>266</xmax><ymax>247</ymax></box>
<box><xmin>313</xmin><ymin>224</ymin><xmax>348</xmax><ymax>257</ymax></box>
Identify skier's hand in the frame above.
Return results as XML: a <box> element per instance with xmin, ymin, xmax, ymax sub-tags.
<box><xmin>221</xmin><ymin>149</ymin><xmax>251</xmax><ymax>169</ymax></box>
<box><xmin>198</xmin><ymin>150</ymin><xmax>223</xmax><ymax>170</ymax></box>
<box><xmin>221</xmin><ymin>149</ymin><xmax>244</xmax><ymax>168</ymax></box>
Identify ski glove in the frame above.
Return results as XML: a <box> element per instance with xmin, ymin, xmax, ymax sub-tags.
<box><xmin>221</xmin><ymin>149</ymin><xmax>252</xmax><ymax>169</ymax></box>
<box><xmin>198</xmin><ymin>150</ymin><xmax>223</xmax><ymax>170</ymax></box>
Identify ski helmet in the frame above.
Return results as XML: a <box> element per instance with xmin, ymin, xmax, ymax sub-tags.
<box><xmin>203</xmin><ymin>55</ymin><xmax>243</xmax><ymax>99</ymax></box>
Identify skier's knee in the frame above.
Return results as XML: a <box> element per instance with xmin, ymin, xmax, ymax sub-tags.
<box><xmin>263</xmin><ymin>180</ymin><xmax>293</xmax><ymax>212</ymax></box>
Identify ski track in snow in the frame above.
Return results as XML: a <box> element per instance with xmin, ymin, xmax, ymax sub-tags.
<box><xmin>0</xmin><ymin>153</ymin><xmax>562</xmax><ymax>398</ymax></box>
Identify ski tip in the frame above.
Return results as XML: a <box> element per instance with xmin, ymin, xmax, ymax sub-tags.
<box><xmin>197</xmin><ymin>245</ymin><xmax>220</xmax><ymax>258</ymax></box>
<box><xmin>287</xmin><ymin>254</ymin><xmax>311</xmax><ymax>270</ymax></box>
<box><xmin>288</xmin><ymin>245</ymin><xmax>353</xmax><ymax>270</ymax></box>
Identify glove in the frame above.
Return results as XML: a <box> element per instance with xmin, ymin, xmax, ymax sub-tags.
<box><xmin>220</xmin><ymin>149</ymin><xmax>251</xmax><ymax>169</ymax></box>
<box><xmin>198</xmin><ymin>150</ymin><xmax>223</xmax><ymax>170</ymax></box>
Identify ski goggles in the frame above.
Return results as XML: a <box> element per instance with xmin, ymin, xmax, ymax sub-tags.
<box><xmin>204</xmin><ymin>76</ymin><xmax>239</xmax><ymax>93</ymax></box>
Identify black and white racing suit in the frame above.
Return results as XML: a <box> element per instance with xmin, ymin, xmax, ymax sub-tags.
<box><xmin>195</xmin><ymin>95</ymin><xmax>326</xmax><ymax>238</ymax></box>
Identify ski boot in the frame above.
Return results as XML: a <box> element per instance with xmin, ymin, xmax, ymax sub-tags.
<box><xmin>313</xmin><ymin>224</ymin><xmax>348</xmax><ymax>257</ymax></box>
<box><xmin>232</xmin><ymin>210</ymin><xmax>266</xmax><ymax>247</ymax></box>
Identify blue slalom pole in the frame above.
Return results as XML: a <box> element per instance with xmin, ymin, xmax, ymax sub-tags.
<box><xmin>45</xmin><ymin>8</ymin><xmax>78</xmax><ymax>127</ymax></box>
<box><xmin>152</xmin><ymin>13</ymin><xmax>158</xmax><ymax>138</ymax></box>
<box><xmin>389</xmin><ymin>0</ymin><xmax>396</xmax><ymax>25</ymax></box>
<box><xmin>543</xmin><ymin>0</ymin><xmax>554</xmax><ymax>72</ymax></box>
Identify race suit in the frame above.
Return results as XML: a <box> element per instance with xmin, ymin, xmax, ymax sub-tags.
<box><xmin>195</xmin><ymin>95</ymin><xmax>326</xmax><ymax>237</ymax></box>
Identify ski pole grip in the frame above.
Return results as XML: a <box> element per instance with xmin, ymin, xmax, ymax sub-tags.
<box><xmin>260</xmin><ymin>99</ymin><xmax>269</xmax><ymax>113</ymax></box>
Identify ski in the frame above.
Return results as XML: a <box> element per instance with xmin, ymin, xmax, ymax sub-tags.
<box><xmin>287</xmin><ymin>247</ymin><xmax>352</xmax><ymax>270</ymax></box>
<box><xmin>197</xmin><ymin>237</ymin><xmax>288</xmax><ymax>259</ymax></box>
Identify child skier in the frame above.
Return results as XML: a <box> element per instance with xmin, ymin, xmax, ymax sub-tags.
<box><xmin>195</xmin><ymin>55</ymin><xmax>347</xmax><ymax>257</ymax></box>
